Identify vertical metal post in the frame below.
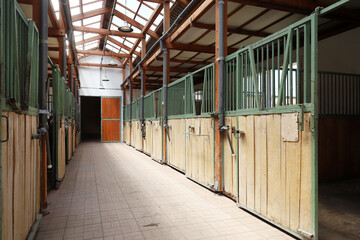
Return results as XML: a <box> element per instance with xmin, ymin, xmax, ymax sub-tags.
<box><xmin>161</xmin><ymin>40</ymin><xmax>168</xmax><ymax>128</ymax></box>
<box><xmin>39</xmin><ymin>0</ymin><xmax>49</xmax><ymax>211</ymax></box>
<box><xmin>218</xmin><ymin>0</ymin><xmax>225</xmax><ymax>128</ymax></box>
<box><xmin>70</xmin><ymin>64</ymin><xmax>74</xmax><ymax>94</ymax></box>
<box><xmin>140</xmin><ymin>68</ymin><xmax>145</xmax><ymax>137</ymax></box>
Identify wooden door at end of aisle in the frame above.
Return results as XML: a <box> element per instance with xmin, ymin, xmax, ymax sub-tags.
<box><xmin>101</xmin><ymin>97</ymin><xmax>121</xmax><ymax>142</ymax></box>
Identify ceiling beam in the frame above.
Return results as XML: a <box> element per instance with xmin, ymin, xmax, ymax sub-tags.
<box><xmin>76</xmin><ymin>35</ymin><xmax>102</xmax><ymax>45</ymax></box>
<box><xmin>145</xmin><ymin>66</ymin><xmax>191</xmax><ymax>73</ymax></box>
<box><xmin>168</xmin><ymin>0</ymin><xmax>214</xmax><ymax>42</ymax></box>
<box><xmin>73</xmin><ymin>25</ymin><xmax>144</xmax><ymax>38</ymax></box>
<box><xmin>107</xmin><ymin>36</ymin><xmax>141</xmax><ymax>57</ymax></box>
<box><xmin>191</xmin><ymin>22</ymin><xmax>270</xmax><ymax>37</ymax></box>
<box><xmin>76</xmin><ymin>50</ymin><xmax>130</xmax><ymax>58</ymax></box>
<box><xmin>229</xmin><ymin>0</ymin><xmax>360</xmax><ymax>23</ymax></box>
<box><xmin>114</xmin><ymin>9</ymin><xmax>159</xmax><ymax>39</ymax></box>
<box><xmin>72</xmin><ymin>7</ymin><xmax>111</xmax><ymax>21</ymax></box>
<box><xmin>78</xmin><ymin>63</ymin><xmax>124</xmax><ymax>68</ymax></box>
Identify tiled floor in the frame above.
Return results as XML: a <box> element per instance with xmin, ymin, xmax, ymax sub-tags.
<box><xmin>36</xmin><ymin>141</ymin><xmax>295</xmax><ymax>240</ymax></box>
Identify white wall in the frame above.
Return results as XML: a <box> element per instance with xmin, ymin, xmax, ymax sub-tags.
<box><xmin>79</xmin><ymin>55</ymin><xmax>127</xmax><ymax>97</ymax></box>
<box><xmin>318</xmin><ymin>27</ymin><xmax>360</xmax><ymax>74</ymax></box>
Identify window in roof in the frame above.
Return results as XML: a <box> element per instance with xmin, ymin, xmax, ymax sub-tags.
<box><xmin>84</xmin><ymin>42</ymin><xmax>98</xmax><ymax>50</ymax></box>
<box><xmin>143</xmin><ymin>1</ymin><xmax>158</xmax><ymax>9</ymax></box>
<box><xmin>69</xmin><ymin>0</ymin><xmax>80</xmax><ymax>8</ymax></box>
<box><xmin>138</xmin><ymin>4</ymin><xmax>153</xmax><ymax>20</ymax></box>
<box><xmin>106</xmin><ymin>45</ymin><xmax>119</xmax><ymax>53</ymax></box>
<box><xmin>115</xmin><ymin>4</ymin><xmax>135</xmax><ymax>19</ymax></box>
<box><xmin>86</xmin><ymin>22</ymin><xmax>100</xmax><ymax>29</ymax></box>
<box><xmin>123</xmin><ymin>41</ymin><xmax>132</xmax><ymax>48</ymax></box>
<box><xmin>74</xmin><ymin>31</ymin><xmax>83</xmax><ymax>37</ymax></box>
<box><xmin>73</xmin><ymin>20</ymin><xmax>82</xmax><ymax>26</ymax></box>
<box><xmin>146</xmin><ymin>35</ymin><xmax>150</xmax><ymax>41</ymax></box>
<box><xmin>77</xmin><ymin>45</ymin><xmax>84</xmax><ymax>50</ymax></box>
<box><xmin>75</xmin><ymin>35</ymin><xmax>83</xmax><ymax>43</ymax></box>
<box><xmin>83</xmin><ymin>15</ymin><xmax>101</xmax><ymax>25</ymax></box>
<box><xmin>83</xmin><ymin>1</ymin><xmax>102</xmax><ymax>13</ymax></box>
<box><xmin>84</xmin><ymin>33</ymin><xmax>99</xmax><ymax>39</ymax></box>
<box><xmin>135</xmin><ymin>16</ymin><xmax>147</xmax><ymax>26</ymax></box>
<box><xmin>70</xmin><ymin>7</ymin><xmax>81</xmax><ymax>15</ymax></box>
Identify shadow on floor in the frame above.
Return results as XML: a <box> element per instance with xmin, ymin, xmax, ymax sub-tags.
<box><xmin>319</xmin><ymin>178</ymin><xmax>360</xmax><ymax>240</ymax></box>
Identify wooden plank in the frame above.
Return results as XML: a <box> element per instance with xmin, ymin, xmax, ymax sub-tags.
<box><xmin>102</xmin><ymin>98</ymin><xmax>120</xmax><ymax>119</ymax></box>
<box><xmin>204</xmin><ymin>118</ymin><xmax>214</xmax><ymax>187</ymax></box>
<box><xmin>285</xmin><ymin>134</ymin><xmax>301</xmax><ymax>231</ymax></box>
<box><xmin>238</xmin><ymin>116</ymin><xmax>247</xmax><ymax>206</ymax></box>
<box><xmin>246</xmin><ymin>115</ymin><xmax>255</xmax><ymax>209</ymax></box>
<box><xmin>102</xmin><ymin>120</ymin><xmax>121</xmax><ymax>142</ymax></box>
<box><xmin>1</xmin><ymin>111</ymin><xmax>12</xmax><ymax>240</ymax></box>
<box><xmin>25</xmin><ymin>115</ymin><xmax>32</xmax><ymax>231</ymax></box>
<box><xmin>58</xmin><ymin>119</ymin><xmax>66</xmax><ymax>180</ymax></box>
<box><xmin>254</xmin><ymin>115</ymin><xmax>267</xmax><ymax>215</ymax></box>
<box><xmin>299</xmin><ymin>113</ymin><xmax>312</xmax><ymax>233</ymax></box>
<box><xmin>223</xmin><ymin>117</ymin><xmax>233</xmax><ymax>196</ymax></box>
<box><xmin>168</xmin><ymin>119</ymin><xmax>186</xmax><ymax>172</ymax></box>
<box><xmin>13</xmin><ymin>113</ymin><xmax>25</xmax><ymax>240</ymax></box>
<box><xmin>266</xmin><ymin>114</ymin><xmax>281</xmax><ymax>222</ymax></box>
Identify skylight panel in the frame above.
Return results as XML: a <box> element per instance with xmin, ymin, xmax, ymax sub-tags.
<box><xmin>106</xmin><ymin>45</ymin><xmax>118</xmax><ymax>53</ymax></box>
<box><xmin>83</xmin><ymin>1</ymin><xmax>102</xmax><ymax>13</ymax></box>
<box><xmin>138</xmin><ymin>4</ymin><xmax>152</xmax><ymax>20</ymax></box>
<box><xmin>84</xmin><ymin>33</ymin><xmax>98</xmax><ymax>39</ymax></box>
<box><xmin>84</xmin><ymin>40</ymin><xmax>98</xmax><ymax>46</ymax></box>
<box><xmin>51</xmin><ymin>0</ymin><xmax>59</xmax><ymax>12</ymax></box>
<box><xmin>73</xmin><ymin>20</ymin><xmax>82</xmax><ymax>26</ymax></box>
<box><xmin>74</xmin><ymin>31</ymin><xmax>82</xmax><ymax>37</ymax></box>
<box><xmin>86</xmin><ymin>22</ymin><xmax>100</xmax><ymax>29</ymax></box>
<box><xmin>123</xmin><ymin>41</ymin><xmax>132</xmax><ymax>48</ymax></box>
<box><xmin>75</xmin><ymin>35</ymin><xmax>83</xmax><ymax>43</ymax></box>
<box><xmin>146</xmin><ymin>35</ymin><xmax>150</xmax><ymax>41</ymax></box>
<box><xmin>126</xmin><ymin>1</ymin><xmax>140</xmax><ymax>12</ymax></box>
<box><xmin>84</xmin><ymin>42</ymin><xmax>98</xmax><ymax>50</ymax></box>
<box><xmin>70</xmin><ymin>7</ymin><xmax>81</xmax><ymax>15</ymax></box>
<box><xmin>111</xmin><ymin>36</ymin><xmax>123</xmax><ymax>42</ymax></box>
<box><xmin>154</xmin><ymin>14</ymin><xmax>162</xmax><ymax>26</ymax></box>
<box><xmin>112</xmin><ymin>16</ymin><xmax>123</xmax><ymax>27</ymax></box>
<box><xmin>69</xmin><ymin>0</ymin><xmax>79</xmax><ymax>8</ymax></box>
<box><xmin>150</xmin><ymin>25</ymin><xmax>156</xmax><ymax>31</ymax></box>
<box><xmin>83</xmin><ymin>15</ymin><xmax>101</xmax><ymax>25</ymax></box>
<box><xmin>135</xmin><ymin>16</ymin><xmax>147</xmax><ymax>26</ymax></box>
<box><xmin>143</xmin><ymin>1</ymin><xmax>158</xmax><ymax>9</ymax></box>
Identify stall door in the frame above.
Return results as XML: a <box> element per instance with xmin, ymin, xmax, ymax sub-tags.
<box><xmin>101</xmin><ymin>97</ymin><xmax>121</xmax><ymax>142</ymax></box>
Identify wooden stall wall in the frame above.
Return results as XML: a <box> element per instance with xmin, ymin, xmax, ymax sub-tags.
<box><xmin>223</xmin><ymin>117</ymin><xmax>237</xmax><ymax>199</ymax></box>
<box><xmin>151</xmin><ymin>120</ymin><xmax>162</xmax><ymax>162</ymax></box>
<box><xmin>1</xmin><ymin>112</ymin><xmax>41</xmax><ymax>240</ymax></box>
<box><xmin>72</xmin><ymin>120</ymin><xmax>76</xmax><ymax>154</ymax></box>
<box><xmin>185</xmin><ymin>118</ymin><xmax>215</xmax><ymax>188</ymax></box>
<box><xmin>319</xmin><ymin>117</ymin><xmax>360</xmax><ymax>182</ymax></box>
<box><xmin>131</xmin><ymin>121</ymin><xmax>142</xmax><ymax>150</ymax></box>
<box><xmin>67</xmin><ymin>122</ymin><xmax>72</xmax><ymax>161</ymax></box>
<box><xmin>123</xmin><ymin>122</ymin><xmax>130</xmax><ymax>144</ymax></box>
<box><xmin>143</xmin><ymin>121</ymin><xmax>152</xmax><ymax>155</ymax></box>
<box><xmin>237</xmin><ymin>113</ymin><xmax>312</xmax><ymax>235</ymax></box>
<box><xmin>58</xmin><ymin>118</ymin><xmax>66</xmax><ymax>181</ymax></box>
<box><xmin>167</xmin><ymin>119</ymin><xmax>186</xmax><ymax>172</ymax></box>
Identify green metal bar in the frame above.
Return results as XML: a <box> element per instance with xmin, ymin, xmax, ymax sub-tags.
<box><xmin>320</xmin><ymin>0</ymin><xmax>349</xmax><ymax>16</ymax></box>
<box><xmin>248</xmin><ymin>46</ymin><xmax>261</xmax><ymax>109</ymax></box>
<box><xmin>296</xmin><ymin>28</ymin><xmax>300</xmax><ymax>104</ymax></box>
<box><xmin>278</xmin><ymin>28</ymin><xmax>294</xmax><ymax>105</ymax></box>
<box><xmin>272</xmin><ymin>41</ymin><xmax>275</xmax><ymax>107</ymax></box>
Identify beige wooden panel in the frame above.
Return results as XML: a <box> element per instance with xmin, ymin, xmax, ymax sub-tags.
<box><xmin>223</xmin><ymin>117</ymin><xmax>237</xmax><ymax>199</ymax></box>
<box><xmin>151</xmin><ymin>120</ymin><xmax>162</xmax><ymax>161</ymax></box>
<box><xmin>167</xmin><ymin>119</ymin><xmax>186</xmax><ymax>172</ymax></box>
<box><xmin>2</xmin><ymin>111</ymin><xmax>13</xmax><ymax>240</ymax></box>
<box><xmin>185</xmin><ymin>118</ymin><xmax>214</xmax><ymax>188</ymax></box>
<box><xmin>237</xmin><ymin>113</ymin><xmax>313</xmax><ymax>235</ymax></box>
<box><xmin>299</xmin><ymin>113</ymin><xmax>312</xmax><ymax>233</ymax></box>
<box><xmin>123</xmin><ymin>122</ymin><xmax>130</xmax><ymax>144</ymax></box>
<box><xmin>72</xmin><ymin>120</ymin><xmax>76</xmax><ymax>154</ymax></box>
<box><xmin>2</xmin><ymin>112</ymin><xmax>41</xmax><ymax>240</ymax></box>
<box><xmin>132</xmin><ymin>121</ymin><xmax>142</xmax><ymax>150</ymax></box>
<box><xmin>58</xmin><ymin>118</ymin><xmax>66</xmax><ymax>180</ymax></box>
<box><xmin>143</xmin><ymin>121</ymin><xmax>152</xmax><ymax>155</ymax></box>
<box><xmin>67</xmin><ymin>123</ymin><xmax>72</xmax><ymax>160</ymax></box>
<box><xmin>266</xmin><ymin>115</ymin><xmax>282</xmax><ymax>222</ymax></box>
<box><xmin>254</xmin><ymin>115</ymin><xmax>267</xmax><ymax>215</ymax></box>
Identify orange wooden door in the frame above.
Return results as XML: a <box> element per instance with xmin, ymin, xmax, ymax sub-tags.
<box><xmin>101</xmin><ymin>97</ymin><xmax>121</xmax><ymax>142</ymax></box>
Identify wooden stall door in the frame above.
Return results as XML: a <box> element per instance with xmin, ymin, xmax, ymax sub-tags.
<box><xmin>101</xmin><ymin>97</ymin><xmax>121</xmax><ymax>142</ymax></box>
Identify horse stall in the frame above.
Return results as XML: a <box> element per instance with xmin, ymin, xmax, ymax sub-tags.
<box><xmin>220</xmin><ymin>14</ymin><xmax>317</xmax><ymax>239</ymax></box>
<box><xmin>48</xmin><ymin>64</ymin><xmax>67</xmax><ymax>188</ymax></box>
<box><xmin>316</xmin><ymin>27</ymin><xmax>360</xmax><ymax>239</ymax></box>
<box><xmin>1</xmin><ymin>2</ymin><xmax>41</xmax><ymax>238</ymax></box>
<box><xmin>123</xmin><ymin>104</ymin><xmax>131</xmax><ymax>144</ymax></box>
